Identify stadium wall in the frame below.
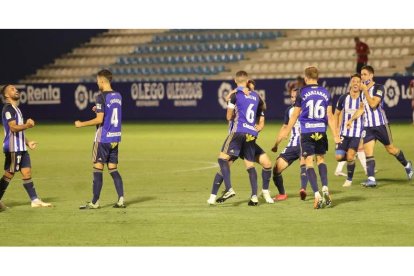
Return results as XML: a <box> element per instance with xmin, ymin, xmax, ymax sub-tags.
<box><xmin>8</xmin><ymin>77</ymin><xmax>413</xmax><ymax>121</ymax></box>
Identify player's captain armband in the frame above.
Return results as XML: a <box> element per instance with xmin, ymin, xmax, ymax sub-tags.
<box><xmin>227</xmin><ymin>102</ymin><xmax>235</xmax><ymax>109</ymax></box>
<box><xmin>5</xmin><ymin>112</ymin><xmax>11</xmax><ymax>120</ymax></box>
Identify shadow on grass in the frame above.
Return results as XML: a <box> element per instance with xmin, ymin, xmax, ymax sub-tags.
<box><xmin>375</xmin><ymin>178</ymin><xmax>411</xmax><ymax>187</ymax></box>
<box><xmin>331</xmin><ymin>195</ymin><xmax>366</xmax><ymax>207</ymax></box>
<box><xmin>101</xmin><ymin>196</ymin><xmax>157</xmax><ymax>208</ymax></box>
<box><xmin>6</xmin><ymin>197</ymin><xmax>59</xmax><ymax>207</ymax></box>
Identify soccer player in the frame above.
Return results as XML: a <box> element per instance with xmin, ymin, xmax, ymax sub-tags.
<box><xmin>278</xmin><ymin>66</ymin><xmax>340</xmax><ymax>209</ymax></box>
<box><xmin>0</xmin><ymin>84</ymin><xmax>52</xmax><ymax>210</ymax></box>
<box><xmin>209</xmin><ymin>80</ymin><xmax>274</xmax><ymax>204</ymax></box>
<box><xmin>75</xmin><ymin>69</ymin><xmax>125</xmax><ymax>209</ymax></box>
<box><xmin>350</xmin><ymin>65</ymin><xmax>413</xmax><ymax>186</ymax></box>
<box><xmin>333</xmin><ymin>74</ymin><xmax>365</xmax><ymax>187</ymax></box>
<box><xmin>207</xmin><ymin>71</ymin><xmax>262</xmax><ymax>206</ymax></box>
<box><xmin>271</xmin><ymin>88</ymin><xmax>308</xmax><ymax>201</ymax></box>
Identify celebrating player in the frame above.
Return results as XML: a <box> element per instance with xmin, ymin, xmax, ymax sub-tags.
<box><xmin>0</xmin><ymin>84</ymin><xmax>52</xmax><ymax>210</ymax></box>
<box><xmin>272</xmin><ymin>88</ymin><xmax>308</xmax><ymax>201</ymax></box>
<box><xmin>278</xmin><ymin>66</ymin><xmax>340</xmax><ymax>209</ymax></box>
<box><xmin>207</xmin><ymin>71</ymin><xmax>263</xmax><ymax>206</ymax></box>
<box><xmin>208</xmin><ymin>80</ymin><xmax>274</xmax><ymax>204</ymax></box>
<box><xmin>333</xmin><ymin>74</ymin><xmax>365</xmax><ymax>187</ymax></box>
<box><xmin>75</xmin><ymin>69</ymin><xmax>125</xmax><ymax>209</ymax></box>
<box><xmin>350</xmin><ymin>65</ymin><xmax>413</xmax><ymax>186</ymax></box>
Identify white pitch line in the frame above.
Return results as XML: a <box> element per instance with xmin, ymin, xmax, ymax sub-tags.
<box><xmin>31</xmin><ymin>161</ymin><xmax>219</xmax><ymax>180</ymax></box>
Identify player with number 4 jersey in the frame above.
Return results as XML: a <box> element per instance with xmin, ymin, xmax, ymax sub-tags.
<box><xmin>75</xmin><ymin>69</ymin><xmax>125</xmax><ymax>209</ymax></box>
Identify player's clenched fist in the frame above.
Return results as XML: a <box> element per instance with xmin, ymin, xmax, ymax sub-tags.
<box><xmin>74</xmin><ymin>120</ymin><xmax>83</xmax><ymax>128</ymax></box>
<box><xmin>26</xmin><ymin>118</ymin><xmax>35</xmax><ymax>128</ymax></box>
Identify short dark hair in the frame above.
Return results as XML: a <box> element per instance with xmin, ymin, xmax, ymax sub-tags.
<box><xmin>235</xmin><ymin>71</ymin><xmax>248</xmax><ymax>78</ymax></box>
<box><xmin>247</xmin><ymin>79</ymin><xmax>256</xmax><ymax>87</ymax></box>
<box><xmin>350</xmin><ymin>73</ymin><xmax>361</xmax><ymax>79</ymax></box>
<box><xmin>1</xmin><ymin>84</ymin><xmax>12</xmax><ymax>97</ymax></box>
<box><xmin>97</xmin><ymin>69</ymin><xmax>112</xmax><ymax>82</ymax></box>
<box><xmin>361</xmin><ymin>65</ymin><xmax>374</xmax><ymax>74</ymax></box>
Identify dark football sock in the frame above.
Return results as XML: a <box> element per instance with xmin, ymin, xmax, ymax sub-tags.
<box><xmin>92</xmin><ymin>168</ymin><xmax>103</xmax><ymax>204</ymax></box>
<box><xmin>347</xmin><ymin>160</ymin><xmax>356</xmax><ymax>181</ymax></box>
<box><xmin>218</xmin><ymin>158</ymin><xmax>231</xmax><ymax>191</ymax></box>
<box><xmin>247</xmin><ymin>167</ymin><xmax>258</xmax><ymax>197</ymax></box>
<box><xmin>366</xmin><ymin>156</ymin><xmax>375</xmax><ymax>178</ymax></box>
<box><xmin>394</xmin><ymin>150</ymin><xmax>408</xmax><ymax>167</ymax></box>
<box><xmin>211</xmin><ymin>172</ymin><xmax>223</xmax><ymax>195</ymax></box>
<box><xmin>272</xmin><ymin>173</ymin><xmax>285</xmax><ymax>195</ymax></box>
<box><xmin>300</xmin><ymin>165</ymin><xmax>308</xmax><ymax>190</ymax></box>
<box><xmin>109</xmin><ymin>169</ymin><xmax>124</xmax><ymax>198</ymax></box>
<box><xmin>0</xmin><ymin>176</ymin><xmax>11</xmax><ymax>200</ymax></box>
<box><xmin>23</xmin><ymin>179</ymin><xmax>38</xmax><ymax>201</ymax></box>
<box><xmin>318</xmin><ymin>163</ymin><xmax>328</xmax><ymax>187</ymax></box>
<box><xmin>261</xmin><ymin>167</ymin><xmax>272</xmax><ymax>190</ymax></box>
<box><xmin>306</xmin><ymin>167</ymin><xmax>319</xmax><ymax>193</ymax></box>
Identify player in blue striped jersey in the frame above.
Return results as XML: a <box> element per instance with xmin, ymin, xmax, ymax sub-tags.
<box><xmin>333</xmin><ymin>74</ymin><xmax>365</xmax><ymax>187</ymax></box>
<box><xmin>75</xmin><ymin>69</ymin><xmax>125</xmax><ymax>209</ymax></box>
<box><xmin>272</xmin><ymin>88</ymin><xmax>308</xmax><ymax>201</ymax></box>
<box><xmin>279</xmin><ymin>67</ymin><xmax>340</xmax><ymax>209</ymax></box>
<box><xmin>0</xmin><ymin>84</ymin><xmax>52</xmax><ymax>211</ymax></box>
<box><xmin>353</xmin><ymin>65</ymin><xmax>413</xmax><ymax>186</ymax></box>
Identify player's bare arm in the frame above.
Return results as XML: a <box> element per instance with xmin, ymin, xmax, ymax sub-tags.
<box><xmin>333</xmin><ymin>109</ymin><xmax>342</xmax><ymax>135</ymax></box>
<box><xmin>271</xmin><ymin>124</ymin><xmax>288</xmax><ymax>152</ymax></box>
<box><xmin>25</xmin><ymin>138</ymin><xmax>38</xmax><ymax>150</ymax></box>
<box><xmin>280</xmin><ymin>106</ymin><xmax>300</xmax><ymax>140</ymax></box>
<box><xmin>255</xmin><ymin>115</ymin><xmax>265</xmax><ymax>132</ymax></box>
<box><xmin>327</xmin><ymin>106</ymin><xmax>341</xmax><ymax>144</ymax></box>
<box><xmin>361</xmin><ymin>83</ymin><xmax>381</xmax><ymax>109</ymax></box>
<box><xmin>346</xmin><ymin>103</ymin><xmax>365</xmax><ymax>129</ymax></box>
<box><xmin>8</xmin><ymin>118</ymin><xmax>34</xmax><ymax>132</ymax></box>
<box><xmin>75</xmin><ymin>112</ymin><xmax>104</xmax><ymax>128</ymax></box>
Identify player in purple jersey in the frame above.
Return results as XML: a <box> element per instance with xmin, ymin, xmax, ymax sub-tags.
<box><xmin>207</xmin><ymin>71</ymin><xmax>262</xmax><ymax>206</ymax></box>
<box><xmin>271</xmin><ymin>88</ymin><xmax>308</xmax><ymax>201</ymax></box>
<box><xmin>75</xmin><ymin>69</ymin><xmax>125</xmax><ymax>209</ymax></box>
<box><xmin>0</xmin><ymin>84</ymin><xmax>52</xmax><ymax>211</ymax></box>
<box><xmin>279</xmin><ymin>67</ymin><xmax>340</xmax><ymax>209</ymax></box>
<box><xmin>208</xmin><ymin>80</ymin><xmax>274</xmax><ymax>204</ymax></box>
<box><xmin>333</xmin><ymin>74</ymin><xmax>365</xmax><ymax>187</ymax></box>
<box><xmin>350</xmin><ymin>65</ymin><xmax>413</xmax><ymax>187</ymax></box>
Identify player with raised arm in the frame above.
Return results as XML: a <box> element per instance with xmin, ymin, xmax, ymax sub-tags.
<box><xmin>333</xmin><ymin>74</ymin><xmax>365</xmax><ymax>187</ymax></box>
<box><xmin>271</xmin><ymin>88</ymin><xmax>308</xmax><ymax>201</ymax></box>
<box><xmin>75</xmin><ymin>69</ymin><xmax>125</xmax><ymax>209</ymax></box>
<box><xmin>279</xmin><ymin>66</ymin><xmax>340</xmax><ymax>209</ymax></box>
<box><xmin>355</xmin><ymin>65</ymin><xmax>413</xmax><ymax>186</ymax></box>
<box><xmin>207</xmin><ymin>71</ymin><xmax>262</xmax><ymax>206</ymax></box>
<box><xmin>0</xmin><ymin>84</ymin><xmax>52</xmax><ymax>211</ymax></box>
<box><xmin>208</xmin><ymin>80</ymin><xmax>274</xmax><ymax>204</ymax></box>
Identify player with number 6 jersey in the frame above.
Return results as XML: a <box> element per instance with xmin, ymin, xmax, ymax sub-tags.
<box><xmin>207</xmin><ymin>71</ymin><xmax>262</xmax><ymax>206</ymax></box>
<box><xmin>75</xmin><ymin>69</ymin><xmax>125</xmax><ymax>209</ymax></box>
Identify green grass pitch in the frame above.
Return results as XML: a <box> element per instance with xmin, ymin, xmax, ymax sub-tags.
<box><xmin>0</xmin><ymin>122</ymin><xmax>413</xmax><ymax>246</ymax></box>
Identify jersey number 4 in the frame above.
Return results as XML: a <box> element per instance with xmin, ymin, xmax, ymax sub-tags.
<box><xmin>305</xmin><ymin>99</ymin><xmax>325</xmax><ymax>119</ymax></box>
<box><xmin>111</xmin><ymin>108</ymin><xmax>119</xmax><ymax>127</ymax></box>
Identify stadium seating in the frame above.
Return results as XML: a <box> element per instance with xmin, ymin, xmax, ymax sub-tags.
<box><xmin>22</xmin><ymin>29</ymin><xmax>282</xmax><ymax>83</ymax></box>
<box><xmin>21</xmin><ymin>29</ymin><xmax>414</xmax><ymax>82</ymax></box>
<box><xmin>215</xmin><ymin>29</ymin><xmax>414</xmax><ymax>79</ymax></box>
